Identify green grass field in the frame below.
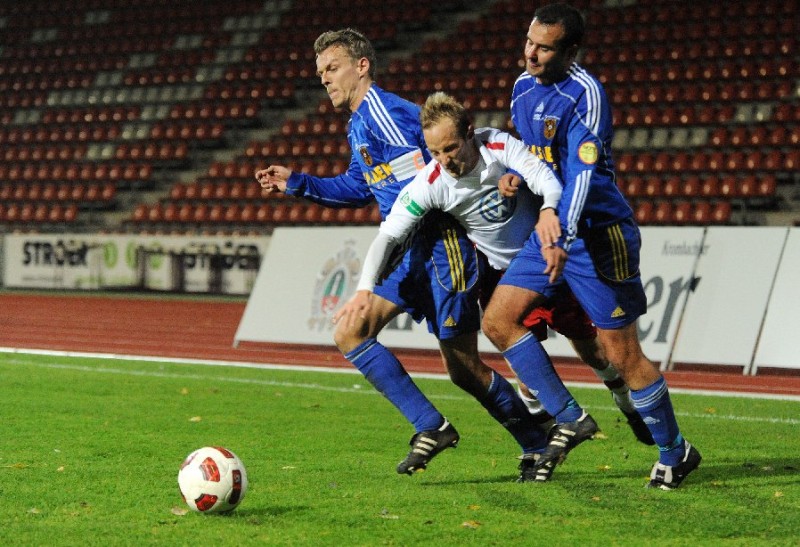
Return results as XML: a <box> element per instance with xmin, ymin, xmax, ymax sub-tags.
<box><xmin>2</xmin><ymin>351</ymin><xmax>798</xmax><ymax>546</ymax></box>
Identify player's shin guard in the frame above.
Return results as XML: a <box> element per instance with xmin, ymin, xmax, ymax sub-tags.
<box><xmin>503</xmin><ymin>332</ymin><xmax>583</xmax><ymax>423</ymax></box>
<box><xmin>630</xmin><ymin>376</ymin><xmax>685</xmax><ymax>464</ymax></box>
<box><xmin>479</xmin><ymin>370</ymin><xmax>548</xmax><ymax>453</ymax></box>
<box><xmin>345</xmin><ymin>338</ymin><xmax>444</xmax><ymax>432</ymax></box>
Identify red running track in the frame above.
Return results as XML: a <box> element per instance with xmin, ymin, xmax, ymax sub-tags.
<box><xmin>2</xmin><ymin>292</ymin><xmax>799</xmax><ymax>397</ymax></box>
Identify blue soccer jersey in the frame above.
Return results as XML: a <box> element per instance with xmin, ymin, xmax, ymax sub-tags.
<box><xmin>505</xmin><ymin>64</ymin><xmax>646</xmax><ymax>328</ymax></box>
<box><xmin>284</xmin><ymin>84</ymin><xmax>429</xmax><ymax>218</ymax></box>
<box><xmin>285</xmin><ymin>84</ymin><xmax>480</xmax><ymax>338</ymax></box>
<box><xmin>510</xmin><ymin>64</ymin><xmax>633</xmax><ymax>250</ymax></box>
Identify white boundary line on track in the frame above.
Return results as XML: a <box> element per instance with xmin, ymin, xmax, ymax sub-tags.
<box><xmin>3</xmin><ymin>346</ymin><xmax>800</xmax><ymax>404</ymax></box>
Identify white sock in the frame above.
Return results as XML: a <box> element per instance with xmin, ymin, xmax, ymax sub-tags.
<box><xmin>593</xmin><ymin>365</ymin><xmax>636</xmax><ymax>414</ymax></box>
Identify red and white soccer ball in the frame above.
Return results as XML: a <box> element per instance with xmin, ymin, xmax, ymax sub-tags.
<box><xmin>178</xmin><ymin>446</ymin><xmax>248</xmax><ymax>514</ymax></box>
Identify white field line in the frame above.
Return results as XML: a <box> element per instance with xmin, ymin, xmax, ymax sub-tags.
<box><xmin>3</xmin><ymin>347</ymin><xmax>800</xmax><ymax>425</ymax></box>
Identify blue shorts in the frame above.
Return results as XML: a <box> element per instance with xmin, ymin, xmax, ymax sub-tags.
<box><xmin>374</xmin><ymin>210</ymin><xmax>481</xmax><ymax>340</ymax></box>
<box><xmin>500</xmin><ymin>217</ymin><xmax>647</xmax><ymax>329</ymax></box>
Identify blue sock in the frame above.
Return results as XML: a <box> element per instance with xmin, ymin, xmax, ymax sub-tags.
<box><xmin>630</xmin><ymin>376</ymin><xmax>685</xmax><ymax>465</ymax></box>
<box><xmin>345</xmin><ymin>338</ymin><xmax>443</xmax><ymax>432</ymax></box>
<box><xmin>480</xmin><ymin>371</ymin><xmax>548</xmax><ymax>453</ymax></box>
<box><xmin>503</xmin><ymin>332</ymin><xmax>582</xmax><ymax>423</ymax></box>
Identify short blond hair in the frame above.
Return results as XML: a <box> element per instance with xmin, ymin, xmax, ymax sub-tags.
<box><xmin>420</xmin><ymin>92</ymin><xmax>471</xmax><ymax>138</ymax></box>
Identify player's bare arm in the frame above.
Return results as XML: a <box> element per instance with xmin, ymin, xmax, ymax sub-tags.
<box><xmin>254</xmin><ymin>165</ymin><xmax>291</xmax><ymax>194</ymax></box>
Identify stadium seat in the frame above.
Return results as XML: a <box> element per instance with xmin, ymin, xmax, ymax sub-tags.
<box><xmin>700</xmin><ymin>176</ymin><xmax>721</xmax><ymax>198</ymax></box>
<box><xmin>643</xmin><ymin>177</ymin><xmax>662</xmax><ymax>197</ymax></box>
<box><xmin>621</xmin><ymin>176</ymin><xmax>644</xmax><ymax>198</ymax></box>
<box><xmin>254</xmin><ymin>203</ymin><xmax>273</xmax><ymax>223</ymax></box>
<box><xmin>208</xmin><ymin>204</ymin><xmax>225</xmax><ymax>223</ymax></box>
<box><xmin>132</xmin><ymin>204</ymin><xmax>149</xmax><ymax>222</ymax></box>
<box><xmin>634</xmin><ymin>201</ymin><xmax>654</xmax><ymax>225</ymax></box>
<box><xmin>663</xmin><ymin>176</ymin><xmax>684</xmax><ymax>198</ymax></box>
<box><xmin>672</xmin><ymin>200</ymin><xmax>692</xmax><ymax>224</ymax></box>
<box><xmin>719</xmin><ymin>176</ymin><xmax>739</xmax><ymax>199</ymax></box>
<box><xmin>162</xmin><ymin>203</ymin><xmax>178</xmax><ymax>223</ymax></box>
<box><xmin>239</xmin><ymin>203</ymin><xmax>257</xmax><ymax>223</ymax></box>
<box><xmin>654</xmin><ymin>201</ymin><xmax>673</xmax><ymax>224</ymax></box>
<box><xmin>711</xmin><ymin>201</ymin><xmax>732</xmax><ymax>224</ymax></box>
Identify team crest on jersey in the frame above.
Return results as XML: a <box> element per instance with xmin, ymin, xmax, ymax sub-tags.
<box><xmin>543</xmin><ymin>117</ymin><xmax>557</xmax><ymax>140</ymax></box>
<box><xmin>359</xmin><ymin>145</ymin><xmax>373</xmax><ymax>166</ymax></box>
<box><xmin>308</xmin><ymin>239</ymin><xmax>361</xmax><ymax>331</ymax></box>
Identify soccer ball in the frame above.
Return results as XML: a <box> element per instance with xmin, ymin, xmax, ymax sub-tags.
<box><xmin>178</xmin><ymin>446</ymin><xmax>248</xmax><ymax>513</ymax></box>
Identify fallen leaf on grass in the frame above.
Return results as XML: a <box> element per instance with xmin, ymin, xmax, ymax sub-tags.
<box><xmin>180</xmin><ymin>388</ymin><xmax>189</xmax><ymax>395</ymax></box>
<box><xmin>380</xmin><ymin>508</ymin><xmax>399</xmax><ymax>519</ymax></box>
<box><xmin>171</xmin><ymin>507</ymin><xmax>189</xmax><ymax>516</ymax></box>
<box><xmin>468</xmin><ymin>504</ymin><xmax>480</xmax><ymax>510</ymax></box>
<box><xmin>57</xmin><ymin>466</ymin><xmax>65</xmax><ymax>472</ymax></box>
<box><xmin>462</xmin><ymin>520</ymin><xmax>481</xmax><ymax>529</ymax></box>
<box><xmin>189</xmin><ymin>416</ymin><xmax>202</xmax><ymax>422</ymax></box>
<box><xmin>774</xmin><ymin>491</ymin><xmax>783</xmax><ymax>498</ymax></box>
<box><xmin>594</xmin><ymin>432</ymin><xmax>608</xmax><ymax>440</ymax></box>
<box><xmin>28</xmin><ymin>508</ymin><xmax>41</xmax><ymax>514</ymax></box>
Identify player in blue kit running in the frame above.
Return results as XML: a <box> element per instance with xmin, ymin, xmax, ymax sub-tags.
<box><xmin>481</xmin><ymin>3</ymin><xmax>701</xmax><ymax>489</ymax></box>
<box><xmin>255</xmin><ymin>29</ymin><xmax>552</xmax><ymax>477</ymax></box>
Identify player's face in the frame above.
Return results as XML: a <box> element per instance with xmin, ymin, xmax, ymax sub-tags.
<box><xmin>424</xmin><ymin>118</ymin><xmax>478</xmax><ymax>178</ymax></box>
<box><xmin>316</xmin><ymin>45</ymin><xmax>366</xmax><ymax>112</ymax></box>
<box><xmin>524</xmin><ymin>19</ymin><xmax>573</xmax><ymax>85</ymax></box>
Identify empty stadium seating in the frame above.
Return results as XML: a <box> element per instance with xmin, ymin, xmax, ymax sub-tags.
<box><xmin>0</xmin><ymin>0</ymin><xmax>797</xmax><ymax>233</ymax></box>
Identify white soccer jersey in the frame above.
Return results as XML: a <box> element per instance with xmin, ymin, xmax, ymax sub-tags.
<box><xmin>358</xmin><ymin>127</ymin><xmax>562</xmax><ymax>291</ymax></box>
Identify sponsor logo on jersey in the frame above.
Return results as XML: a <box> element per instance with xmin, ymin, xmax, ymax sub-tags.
<box><xmin>443</xmin><ymin>315</ymin><xmax>458</xmax><ymax>328</ymax></box>
<box><xmin>578</xmin><ymin>141</ymin><xmax>599</xmax><ymax>164</ymax></box>
<box><xmin>309</xmin><ymin>240</ymin><xmax>361</xmax><ymax>331</ymax></box>
<box><xmin>479</xmin><ymin>188</ymin><xmax>516</xmax><ymax>223</ymax></box>
<box><xmin>543</xmin><ymin>117</ymin><xmax>557</xmax><ymax>140</ymax></box>
<box><xmin>364</xmin><ymin>163</ymin><xmax>395</xmax><ymax>186</ymax></box>
<box><xmin>534</xmin><ymin>102</ymin><xmax>545</xmax><ymax>120</ymax></box>
<box><xmin>359</xmin><ymin>145</ymin><xmax>373</xmax><ymax>166</ymax></box>
<box><xmin>529</xmin><ymin>144</ymin><xmax>558</xmax><ymax>169</ymax></box>
<box><xmin>400</xmin><ymin>192</ymin><xmax>424</xmax><ymax>216</ymax></box>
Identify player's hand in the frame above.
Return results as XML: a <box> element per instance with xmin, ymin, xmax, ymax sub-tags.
<box><xmin>254</xmin><ymin>165</ymin><xmax>291</xmax><ymax>194</ymax></box>
<box><xmin>498</xmin><ymin>173</ymin><xmax>522</xmax><ymax>197</ymax></box>
<box><xmin>535</xmin><ymin>208</ymin><xmax>561</xmax><ymax>248</ymax></box>
<box><xmin>333</xmin><ymin>290</ymin><xmax>373</xmax><ymax>328</ymax></box>
<box><xmin>542</xmin><ymin>246</ymin><xmax>566</xmax><ymax>283</ymax></box>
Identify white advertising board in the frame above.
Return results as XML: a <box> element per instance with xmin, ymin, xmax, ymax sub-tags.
<box><xmin>2</xmin><ymin>233</ymin><xmax>268</xmax><ymax>295</ymax></box>
<box><xmin>754</xmin><ymin>228</ymin><xmax>800</xmax><ymax>371</ymax></box>
<box><xmin>235</xmin><ymin>226</ymin><xmax>705</xmax><ymax>361</ymax></box>
<box><xmin>670</xmin><ymin>227</ymin><xmax>788</xmax><ymax>368</ymax></box>
<box><xmin>235</xmin><ymin>227</ymin><xmax>444</xmax><ymax>349</ymax></box>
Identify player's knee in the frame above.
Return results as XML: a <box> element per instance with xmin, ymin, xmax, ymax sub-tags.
<box><xmin>333</xmin><ymin>323</ymin><xmax>362</xmax><ymax>354</ymax></box>
<box><xmin>481</xmin><ymin>311</ymin><xmax>506</xmax><ymax>347</ymax></box>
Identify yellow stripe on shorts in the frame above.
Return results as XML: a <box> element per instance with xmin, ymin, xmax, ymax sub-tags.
<box><xmin>608</xmin><ymin>224</ymin><xmax>629</xmax><ymax>281</ymax></box>
<box><xmin>442</xmin><ymin>226</ymin><xmax>466</xmax><ymax>291</ymax></box>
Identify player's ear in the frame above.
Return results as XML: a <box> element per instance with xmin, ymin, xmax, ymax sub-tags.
<box><xmin>357</xmin><ymin>57</ymin><xmax>370</xmax><ymax>76</ymax></box>
<box><xmin>466</xmin><ymin>124</ymin><xmax>475</xmax><ymax>139</ymax></box>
